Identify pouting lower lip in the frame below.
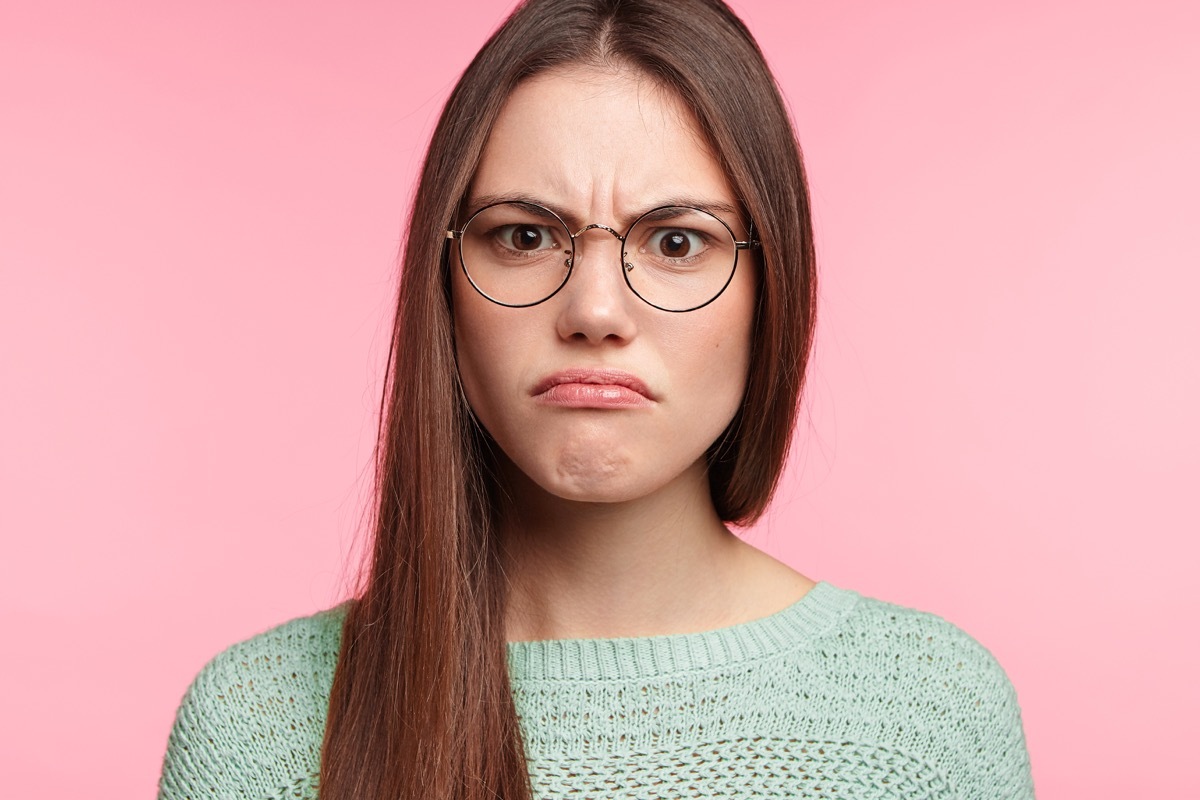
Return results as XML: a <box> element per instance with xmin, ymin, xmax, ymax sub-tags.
<box><xmin>536</xmin><ymin>382</ymin><xmax>654</xmax><ymax>408</ymax></box>
<box><xmin>532</xmin><ymin>368</ymin><xmax>654</xmax><ymax>400</ymax></box>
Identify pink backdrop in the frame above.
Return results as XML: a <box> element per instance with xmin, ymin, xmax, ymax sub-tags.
<box><xmin>3</xmin><ymin>1</ymin><xmax>1197</xmax><ymax>797</ymax></box>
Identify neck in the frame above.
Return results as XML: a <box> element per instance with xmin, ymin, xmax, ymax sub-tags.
<box><xmin>498</xmin><ymin>458</ymin><xmax>767</xmax><ymax>642</ymax></box>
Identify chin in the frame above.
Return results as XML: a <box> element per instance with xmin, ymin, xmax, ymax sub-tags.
<box><xmin>495</xmin><ymin>443</ymin><xmax>651</xmax><ymax>504</ymax></box>
<box><xmin>538</xmin><ymin>476</ymin><xmax>647</xmax><ymax>505</ymax></box>
<box><xmin>490</xmin><ymin>426</ymin><xmax>714</xmax><ymax>508</ymax></box>
<box><xmin>542</xmin><ymin>450</ymin><xmax>644</xmax><ymax>504</ymax></box>
<box><xmin>523</xmin><ymin>445</ymin><xmax>708</xmax><ymax>507</ymax></box>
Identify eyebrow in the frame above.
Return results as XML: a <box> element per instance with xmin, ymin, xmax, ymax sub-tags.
<box><xmin>464</xmin><ymin>192</ymin><xmax>746</xmax><ymax>230</ymax></box>
<box><xmin>465</xmin><ymin>194</ymin><xmax>564</xmax><ymax>222</ymax></box>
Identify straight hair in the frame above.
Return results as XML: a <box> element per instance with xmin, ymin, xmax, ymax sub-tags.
<box><xmin>318</xmin><ymin>1</ymin><xmax>817</xmax><ymax>797</ymax></box>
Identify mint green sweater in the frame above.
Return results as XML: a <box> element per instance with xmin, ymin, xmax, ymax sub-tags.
<box><xmin>158</xmin><ymin>581</ymin><xmax>1034</xmax><ymax>798</ymax></box>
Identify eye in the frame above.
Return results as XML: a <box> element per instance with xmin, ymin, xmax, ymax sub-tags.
<box><xmin>495</xmin><ymin>224</ymin><xmax>559</xmax><ymax>252</ymax></box>
<box><xmin>643</xmin><ymin>228</ymin><xmax>707</xmax><ymax>259</ymax></box>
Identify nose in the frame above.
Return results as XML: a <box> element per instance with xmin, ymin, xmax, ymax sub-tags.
<box><xmin>555</xmin><ymin>226</ymin><xmax>639</xmax><ymax>345</ymax></box>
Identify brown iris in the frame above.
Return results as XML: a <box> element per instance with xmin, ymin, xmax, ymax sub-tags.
<box><xmin>511</xmin><ymin>226</ymin><xmax>544</xmax><ymax>250</ymax></box>
<box><xmin>658</xmin><ymin>231</ymin><xmax>691</xmax><ymax>257</ymax></box>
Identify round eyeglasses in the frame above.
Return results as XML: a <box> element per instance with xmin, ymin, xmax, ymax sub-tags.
<box><xmin>445</xmin><ymin>201</ymin><xmax>759</xmax><ymax>312</ymax></box>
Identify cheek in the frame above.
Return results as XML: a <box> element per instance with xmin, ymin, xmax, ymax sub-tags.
<box><xmin>680</xmin><ymin>270</ymin><xmax>756</xmax><ymax>405</ymax></box>
<box><xmin>451</xmin><ymin>269</ymin><xmax>538</xmax><ymax>437</ymax></box>
<box><xmin>451</xmin><ymin>273</ymin><xmax>501</xmax><ymax>413</ymax></box>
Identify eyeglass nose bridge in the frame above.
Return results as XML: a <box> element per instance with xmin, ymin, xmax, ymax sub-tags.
<box><xmin>564</xmin><ymin>223</ymin><xmax>631</xmax><ymax>272</ymax></box>
<box><xmin>570</xmin><ymin>222</ymin><xmax>625</xmax><ymax>240</ymax></box>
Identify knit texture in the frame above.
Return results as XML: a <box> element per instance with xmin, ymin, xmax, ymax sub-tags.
<box><xmin>158</xmin><ymin>582</ymin><xmax>1035</xmax><ymax>799</ymax></box>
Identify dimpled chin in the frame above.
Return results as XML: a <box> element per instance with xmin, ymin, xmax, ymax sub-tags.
<box><xmin>490</xmin><ymin>427</ymin><xmax>639</xmax><ymax>503</ymax></box>
<box><xmin>516</xmin><ymin>421</ymin><xmax>710</xmax><ymax>506</ymax></box>
<box><xmin>545</xmin><ymin>445</ymin><xmax>637</xmax><ymax>502</ymax></box>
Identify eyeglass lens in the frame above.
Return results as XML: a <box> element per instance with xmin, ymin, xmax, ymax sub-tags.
<box><xmin>458</xmin><ymin>202</ymin><xmax>740</xmax><ymax>312</ymax></box>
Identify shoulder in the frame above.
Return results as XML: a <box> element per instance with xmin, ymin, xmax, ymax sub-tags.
<box><xmin>818</xmin><ymin>584</ymin><xmax>1025</xmax><ymax>722</ymax></box>
<box><xmin>836</xmin><ymin>588</ymin><xmax>1016</xmax><ymax>689</ymax></box>
<box><xmin>157</xmin><ymin>603</ymin><xmax>349</xmax><ymax>800</ymax></box>
<box><xmin>801</xmin><ymin>584</ymin><xmax>1035</xmax><ymax>799</ymax></box>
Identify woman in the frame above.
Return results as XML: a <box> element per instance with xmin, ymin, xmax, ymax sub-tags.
<box><xmin>159</xmin><ymin>0</ymin><xmax>1034</xmax><ymax>798</ymax></box>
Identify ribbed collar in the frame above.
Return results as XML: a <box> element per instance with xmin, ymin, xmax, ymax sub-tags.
<box><xmin>505</xmin><ymin>580</ymin><xmax>857</xmax><ymax>682</ymax></box>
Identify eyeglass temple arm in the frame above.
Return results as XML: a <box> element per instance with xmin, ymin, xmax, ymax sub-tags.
<box><xmin>735</xmin><ymin>218</ymin><xmax>760</xmax><ymax>250</ymax></box>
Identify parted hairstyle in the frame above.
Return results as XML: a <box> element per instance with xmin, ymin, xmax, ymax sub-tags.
<box><xmin>318</xmin><ymin>1</ymin><xmax>817</xmax><ymax>797</ymax></box>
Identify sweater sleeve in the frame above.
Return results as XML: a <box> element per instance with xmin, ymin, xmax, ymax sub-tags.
<box><xmin>842</xmin><ymin>596</ymin><xmax>1036</xmax><ymax>800</ymax></box>
<box><xmin>157</xmin><ymin>608</ymin><xmax>343</xmax><ymax>800</ymax></box>
<box><xmin>934</xmin><ymin>620</ymin><xmax>1036</xmax><ymax>800</ymax></box>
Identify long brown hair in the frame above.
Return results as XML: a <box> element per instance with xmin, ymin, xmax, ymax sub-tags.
<box><xmin>318</xmin><ymin>1</ymin><xmax>817</xmax><ymax>797</ymax></box>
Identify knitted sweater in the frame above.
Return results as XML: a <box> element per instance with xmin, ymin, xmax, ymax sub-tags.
<box><xmin>158</xmin><ymin>581</ymin><xmax>1035</xmax><ymax>799</ymax></box>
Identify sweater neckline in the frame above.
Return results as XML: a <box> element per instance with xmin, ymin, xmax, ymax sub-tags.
<box><xmin>505</xmin><ymin>580</ymin><xmax>855</xmax><ymax>682</ymax></box>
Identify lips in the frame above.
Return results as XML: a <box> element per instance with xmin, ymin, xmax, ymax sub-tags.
<box><xmin>532</xmin><ymin>368</ymin><xmax>656</xmax><ymax>408</ymax></box>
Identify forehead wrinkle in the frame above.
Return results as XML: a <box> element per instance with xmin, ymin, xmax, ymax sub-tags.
<box><xmin>470</xmin><ymin>65</ymin><xmax>738</xmax><ymax>230</ymax></box>
<box><xmin>525</xmin><ymin>65</ymin><xmax>678</xmax><ymax>223</ymax></box>
<box><xmin>604</xmin><ymin>77</ymin><xmax>733</xmax><ymax>225</ymax></box>
<box><xmin>463</xmin><ymin>191</ymin><xmax>747</xmax><ymax>236</ymax></box>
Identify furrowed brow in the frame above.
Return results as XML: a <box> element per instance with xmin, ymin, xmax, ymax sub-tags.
<box><xmin>638</xmin><ymin>198</ymin><xmax>750</xmax><ymax>236</ymax></box>
<box><xmin>648</xmin><ymin>198</ymin><xmax>744</xmax><ymax>221</ymax></box>
<box><xmin>465</xmin><ymin>193</ymin><xmax>566</xmax><ymax>223</ymax></box>
<box><xmin>463</xmin><ymin>194</ymin><xmax>747</xmax><ymax>230</ymax></box>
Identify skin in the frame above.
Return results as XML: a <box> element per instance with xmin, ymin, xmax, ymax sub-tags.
<box><xmin>452</xmin><ymin>65</ymin><xmax>814</xmax><ymax>642</ymax></box>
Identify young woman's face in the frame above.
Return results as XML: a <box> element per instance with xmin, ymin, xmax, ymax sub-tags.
<box><xmin>451</xmin><ymin>66</ymin><xmax>757</xmax><ymax>505</ymax></box>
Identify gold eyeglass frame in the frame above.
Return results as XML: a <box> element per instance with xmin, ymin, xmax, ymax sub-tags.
<box><xmin>445</xmin><ymin>200</ymin><xmax>760</xmax><ymax>313</ymax></box>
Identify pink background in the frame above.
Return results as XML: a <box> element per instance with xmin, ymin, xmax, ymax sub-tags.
<box><xmin>2</xmin><ymin>0</ymin><xmax>1197</xmax><ymax>797</ymax></box>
